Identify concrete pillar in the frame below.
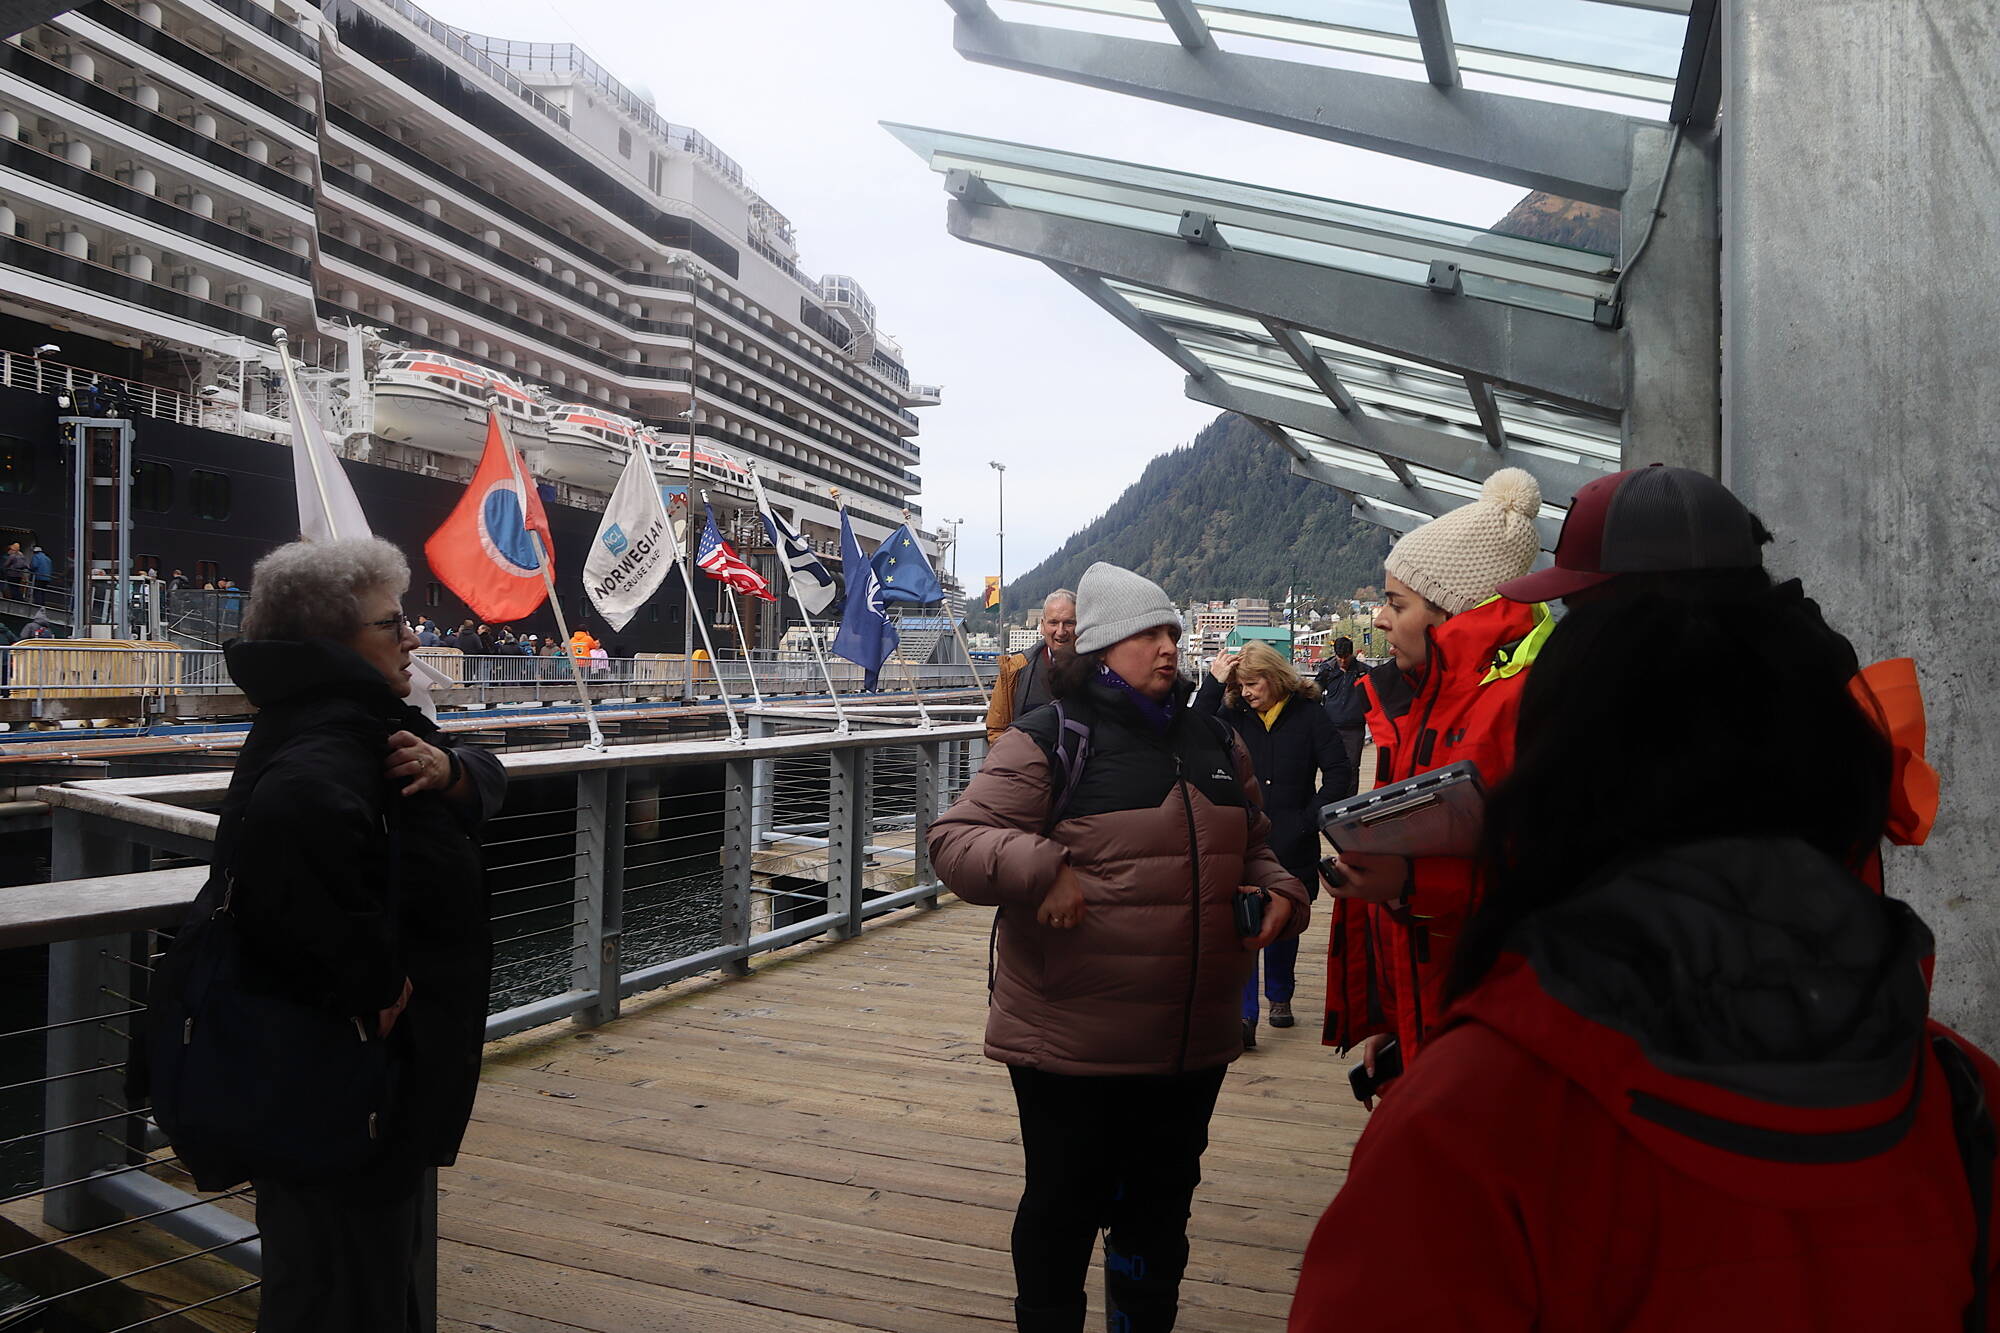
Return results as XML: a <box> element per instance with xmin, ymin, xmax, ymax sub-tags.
<box><xmin>1723</xmin><ymin>0</ymin><xmax>2000</xmax><ymax>1044</ymax></box>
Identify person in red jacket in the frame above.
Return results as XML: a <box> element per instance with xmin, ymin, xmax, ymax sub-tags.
<box><xmin>1292</xmin><ymin>478</ymin><xmax>2000</xmax><ymax>1332</ymax></box>
<box><xmin>1323</xmin><ymin>468</ymin><xmax>1551</xmax><ymax>1072</ymax></box>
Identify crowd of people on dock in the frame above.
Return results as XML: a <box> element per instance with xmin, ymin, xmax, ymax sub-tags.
<box><xmin>125</xmin><ymin>463</ymin><xmax>1998</xmax><ymax>1331</ymax></box>
<box><xmin>936</xmin><ymin>464</ymin><xmax>1999</xmax><ymax>1332</ymax></box>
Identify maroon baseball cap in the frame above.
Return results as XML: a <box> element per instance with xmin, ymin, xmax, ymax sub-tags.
<box><xmin>1496</xmin><ymin>464</ymin><xmax>1763</xmax><ymax>602</ymax></box>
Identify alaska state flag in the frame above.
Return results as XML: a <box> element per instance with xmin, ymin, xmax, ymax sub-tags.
<box><xmin>832</xmin><ymin>508</ymin><xmax>896</xmax><ymax>690</ymax></box>
<box><xmin>425</xmin><ymin>410</ymin><xmax>553</xmax><ymax>622</ymax></box>
<box><xmin>870</xmin><ymin>523</ymin><xmax>945</xmax><ymax>605</ymax></box>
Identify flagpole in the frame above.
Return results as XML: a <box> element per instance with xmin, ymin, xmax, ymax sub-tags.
<box><xmin>741</xmin><ymin>462</ymin><xmax>847</xmax><ymax>732</ymax></box>
<box><xmin>488</xmin><ymin>398</ymin><xmax>606</xmax><ymax>751</ymax></box>
<box><xmin>702</xmin><ymin>490</ymin><xmax>764</xmax><ymax>708</ymax></box>
<box><xmin>676</xmin><ymin>556</ymin><xmax>742</xmax><ymax>741</ymax></box>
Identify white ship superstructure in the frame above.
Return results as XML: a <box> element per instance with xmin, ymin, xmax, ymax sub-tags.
<box><xmin>0</xmin><ymin>0</ymin><xmax>940</xmax><ymax>552</ymax></box>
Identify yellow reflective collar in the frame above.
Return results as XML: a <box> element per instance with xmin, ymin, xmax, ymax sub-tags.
<box><xmin>1481</xmin><ymin>600</ymin><xmax>1555</xmax><ymax>686</ymax></box>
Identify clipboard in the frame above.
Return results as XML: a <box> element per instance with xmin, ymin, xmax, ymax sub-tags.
<box><xmin>1319</xmin><ymin>761</ymin><xmax>1487</xmax><ymax>858</ymax></box>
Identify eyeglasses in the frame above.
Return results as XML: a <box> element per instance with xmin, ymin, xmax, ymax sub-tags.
<box><xmin>363</xmin><ymin>614</ymin><xmax>408</xmax><ymax>635</ymax></box>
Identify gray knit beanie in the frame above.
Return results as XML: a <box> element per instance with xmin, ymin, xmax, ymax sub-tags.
<box><xmin>1383</xmin><ymin>468</ymin><xmax>1543</xmax><ymax>615</ymax></box>
<box><xmin>1074</xmin><ymin>562</ymin><xmax>1180</xmax><ymax>655</ymax></box>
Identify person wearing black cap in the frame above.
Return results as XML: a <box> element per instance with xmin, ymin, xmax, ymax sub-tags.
<box><xmin>1290</xmin><ymin>466</ymin><xmax>1981</xmax><ymax>1332</ymax></box>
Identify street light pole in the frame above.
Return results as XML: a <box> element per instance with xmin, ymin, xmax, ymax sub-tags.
<box><xmin>989</xmin><ymin>461</ymin><xmax>1006</xmax><ymax>641</ymax></box>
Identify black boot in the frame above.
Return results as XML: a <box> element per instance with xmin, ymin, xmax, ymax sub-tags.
<box><xmin>1015</xmin><ymin>1296</ymin><xmax>1087</xmax><ymax>1332</ymax></box>
<box><xmin>1104</xmin><ymin>1244</ymin><xmax>1182</xmax><ymax>1332</ymax></box>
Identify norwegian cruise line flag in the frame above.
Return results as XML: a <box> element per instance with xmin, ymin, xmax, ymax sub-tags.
<box><xmin>584</xmin><ymin>446</ymin><xmax>677</xmax><ymax>632</ymax></box>
<box><xmin>833</xmin><ymin>507</ymin><xmax>897</xmax><ymax>691</ymax></box>
<box><xmin>425</xmin><ymin>412</ymin><xmax>554</xmax><ymax>623</ymax></box>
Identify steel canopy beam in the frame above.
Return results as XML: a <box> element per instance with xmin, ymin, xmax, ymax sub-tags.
<box><xmin>1289</xmin><ymin>455</ymin><xmax>1561</xmax><ymax>550</ymax></box>
<box><xmin>1408</xmin><ymin>0</ymin><xmax>1461</xmax><ymax>88</ymax></box>
<box><xmin>950</xmin><ymin>13</ymin><xmax>1636</xmax><ymax>207</ymax></box>
<box><xmin>1191</xmin><ymin>375</ymin><xmax>1607</xmax><ymax>506</ymax></box>
<box><xmin>1155</xmin><ymin>0</ymin><xmax>1212</xmax><ymax>50</ymax></box>
<box><xmin>1467</xmin><ymin>376</ymin><xmax>1507</xmax><ymax>449</ymax></box>
<box><xmin>1263</xmin><ymin>319</ymin><xmax>1359</xmax><ymax>413</ymax></box>
<box><xmin>948</xmin><ymin>198</ymin><xmax>1624</xmax><ymax>412</ymax></box>
<box><xmin>1352</xmin><ymin>499</ymin><xmax>1427</xmax><ymax>537</ymax></box>
<box><xmin>1047</xmin><ymin>264</ymin><xmax>1213</xmax><ymax>382</ymax></box>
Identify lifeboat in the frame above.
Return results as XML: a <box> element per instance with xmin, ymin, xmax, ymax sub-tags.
<box><xmin>533</xmin><ymin>403</ymin><xmax>644</xmax><ymax>489</ymax></box>
<box><xmin>371</xmin><ymin>349</ymin><xmax>549</xmax><ymax>460</ymax></box>
<box><xmin>651</xmin><ymin>436</ymin><xmax>754</xmax><ymax>495</ymax></box>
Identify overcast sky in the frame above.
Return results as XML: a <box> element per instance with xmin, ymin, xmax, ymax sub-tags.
<box><xmin>416</xmin><ymin>0</ymin><xmax>1663</xmax><ymax>590</ymax></box>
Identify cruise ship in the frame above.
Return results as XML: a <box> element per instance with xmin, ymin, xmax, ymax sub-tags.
<box><xmin>0</xmin><ymin>0</ymin><xmax>946</xmax><ymax>651</ymax></box>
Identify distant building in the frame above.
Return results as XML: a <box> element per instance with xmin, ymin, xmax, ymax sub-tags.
<box><xmin>1230</xmin><ymin>598</ymin><xmax>1273</xmax><ymax>628</ymax></box>
<box><xmin>1007</xmin><ymin>626</ymin><xmax>1041</xmax><ymax>653</ymax></box>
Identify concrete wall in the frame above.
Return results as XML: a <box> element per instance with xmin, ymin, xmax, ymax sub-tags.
<box><xmin>1723</xmin><ymin>0</ymin><xmax>2000</xmax><ymax>1042</ymax></box>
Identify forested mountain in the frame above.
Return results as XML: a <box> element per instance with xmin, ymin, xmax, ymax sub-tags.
<box><xmin>985</xmin><ymin>412</ymin><xmax>1391</xmax><ymax>620</ymax></box>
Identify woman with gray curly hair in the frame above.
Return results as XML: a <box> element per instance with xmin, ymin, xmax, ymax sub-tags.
<box><xmin>220</xmin><ymin>537</ymin><xmax>504</xmax><ymax>1329</ymax></box>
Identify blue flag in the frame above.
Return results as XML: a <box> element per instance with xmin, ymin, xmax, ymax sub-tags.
<box><xmin>833</xmin><ymin>508</ymin><xmax>897</xmax><ymax>690</ymax></box>
<box><xmin>870</xmin><ymin>523</ymin><xmax>945</xmax><ymax>605</ymax></box>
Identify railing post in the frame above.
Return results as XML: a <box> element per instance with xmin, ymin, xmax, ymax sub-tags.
<box><xmin>828</xmin><ymin>745</ymin><xmax>867</xmax><ymax>940</ymax></box>
<box><xmin>572</xmin><ymin>768</ymin><xmax>625</xmax><ymax>1028</ymax></box>
<box><xmin>913</xmin><ymin>741</ymin><xmax>941</xmax><ymax>909</ymax></box>
<box><xmin>749</xmin><ymin>714</ymin><xmax>775</xmax><ymax>848</ymax></box>
<box><xmin>44</xmin><ymin>808</ymin><xmax>146</xmax><ymax>1232</ymax></box>
<box><xmin>721</xmin><ymin>755</ymin><xmax>755</xmax><ymax>975</ymax></box>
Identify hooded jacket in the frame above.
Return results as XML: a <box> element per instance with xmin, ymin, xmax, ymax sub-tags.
<box><xmin>218</xmin><ymin>639</ymin><xmax>506</xmax><ymax>1184</ymax></box>
<box><xmin>1190</xmin><ymin>674</ymin><xmax>1348</xmax><ymax>883</ymax></box>
<box><xmin>1291</xmin><ymin>837</ymin><xmax>2000</xmax><ymax>1333</ymax></box>
<box><xmin>928</xmin><ymin>676</ymin><xmax>1311</xmax><ymax>1076</ymax></box>
<box><xmin>1324</xmin><ymin>595</ymin><xmax>1552</xmax><ymax>1056</ymax></box>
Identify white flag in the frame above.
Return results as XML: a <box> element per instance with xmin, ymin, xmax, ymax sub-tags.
<box><xmin>745</xmin><ymin>468</ymin><xmax>836</xmax><ymax>616</ymax></box>
<box><xmin>275</xmin><ymin>333</ymin><xmax>447</xmax><ymax>716</ymax></box>
<box><xmin>585</xmin><ymin>446</ymin><xmax>678</xmax><ymax>632</ymax></box>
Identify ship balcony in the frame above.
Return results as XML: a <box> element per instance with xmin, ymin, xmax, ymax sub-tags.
<box><xmin>47</xmin><ymin>3</ymin><xmax>318</xmax><ymax>143</ymax></box>
<box><xmin>0</xmin><ymin>37</ymin><xmax>317</xmax><ymax>214</ymax></box>
<box><xmin>906</xmin><ymin>382</ymin><xmax>943</xmax><ymax>407</ymax></box>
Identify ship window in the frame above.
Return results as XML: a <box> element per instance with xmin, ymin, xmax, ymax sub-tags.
<box><xmin>190</xmin><ymin>469</ymin><xmax>231</xmax><ymax>521</ymax></box>
<box><xmin>195</xmin><ymin>560</ymin><xmax>219</xmax><ymax>586</ymax></box>
<box><xmin>132</xmin><ymin>460</ymin><xmax>174</xmax><ymax>513</ymax></box>
<box><xmin>618</xmin><ymin>129</ymin><xmax>632</xmax><ymax>158</ymax></box>
<box><xmin>0</xmin><ymin>435</ymin><xmax>34</xmax><ymax>493</ymax></box>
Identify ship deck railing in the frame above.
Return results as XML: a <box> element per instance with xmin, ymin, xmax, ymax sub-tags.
<box><xmin>0</xmin><ymin>714</ymin><xmax>997</xmax><ymax>1327</ymax></box>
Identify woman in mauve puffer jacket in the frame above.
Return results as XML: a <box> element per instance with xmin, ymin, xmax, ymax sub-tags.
<box><xmin>929</xmin><ymin>562</ymin><xmax>1309</xmax><ymax>1333</ymax></box>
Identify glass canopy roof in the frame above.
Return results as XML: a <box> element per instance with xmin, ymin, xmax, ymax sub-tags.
<box><xmin>1000</xmin><ymin>0</ymin><xmax>1690</xmax><ymax>112</ymax></box>
<box><xmin>886</xmin><ymin>124</ymin><xmax>1617</xmax><ymax>323</ymax></box>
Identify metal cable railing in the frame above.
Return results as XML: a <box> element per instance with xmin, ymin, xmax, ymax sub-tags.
<box><xmin>0</xmin><ymin>719</ymin><xmax>986</xmax><ymax>1325</ymax></box>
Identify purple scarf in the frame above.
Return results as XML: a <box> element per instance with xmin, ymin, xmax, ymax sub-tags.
<box><xmin>1097</xmin><ymin>662</ymin><xmax>1176</xmax><ymax>734</ymax></box>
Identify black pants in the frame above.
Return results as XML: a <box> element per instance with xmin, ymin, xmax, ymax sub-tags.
<box><xmin>254</xmin><ymin>1169</ymin><xmax>428</xmax><ymax>1331</ymax></box>
<box><xmin>1337</xmin><ymin>726</ymin><xmax>1366</xmax><ymax>798</ymax></box>
<box><xmin>1007</xmin><ymin>1063</ymin><xmax>1227</xmax><ymax>1324</ymax></box>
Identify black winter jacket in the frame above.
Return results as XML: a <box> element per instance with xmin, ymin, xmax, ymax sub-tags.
<box><xmin>1316</xmin><ymin>658</ymin><xmax>1370</xmax><ymax>730</ymax></box>
<box><xmin>218</xmin><ymin>639</ymin><xmax>506</xmax><ymax>1185</ymax></box>
<box><xmin>1192</xmin><ymin>675</ymin><xmax>1348</xmax><ymax>882</ymax></box>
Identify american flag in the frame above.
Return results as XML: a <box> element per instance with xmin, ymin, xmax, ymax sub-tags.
<box><xmin>697</xmin><ymin>505</ymin><xmax>775</xmax><ymax>601</ymax></box>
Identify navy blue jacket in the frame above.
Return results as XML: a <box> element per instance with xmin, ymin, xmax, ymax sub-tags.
<box><xmin>1192</xmin><ymin>675</ymin><xmax>1349</xmax><ymax>882</ymax></box>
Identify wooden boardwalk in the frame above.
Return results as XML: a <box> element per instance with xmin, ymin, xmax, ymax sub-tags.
<box><xmin>442</xmin><ymin>894</ymin><xmax>1365</xmax><ymax>1332</ymax></box>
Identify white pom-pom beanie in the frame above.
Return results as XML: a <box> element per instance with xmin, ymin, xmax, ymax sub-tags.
<box><xmin>1383</xmin><ymin>469</ymin><xmax>1543</xmax><ymax>615</ymax></box>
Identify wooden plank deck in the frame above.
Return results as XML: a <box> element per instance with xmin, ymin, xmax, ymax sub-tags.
<box><xmin>446</xmin><ymin>891</ymin><xmax>1365</xmax><ymax>1332</ymax></box>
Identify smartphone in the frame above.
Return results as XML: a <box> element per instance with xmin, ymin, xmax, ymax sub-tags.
<box><xmin>1348</xmin><ymin>1039</ymin><xmax>1404</xmax><ymax>1103</ymax></box>
<box><xmin>1233</xmin><ymin>888</ymin><xmax>1268</xmax><ymax>938</ymax></box>
<box><xmin>1318</xmin><ymin>855</ymin><xmax>1345</xmax><ymax>889</ymax></box>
